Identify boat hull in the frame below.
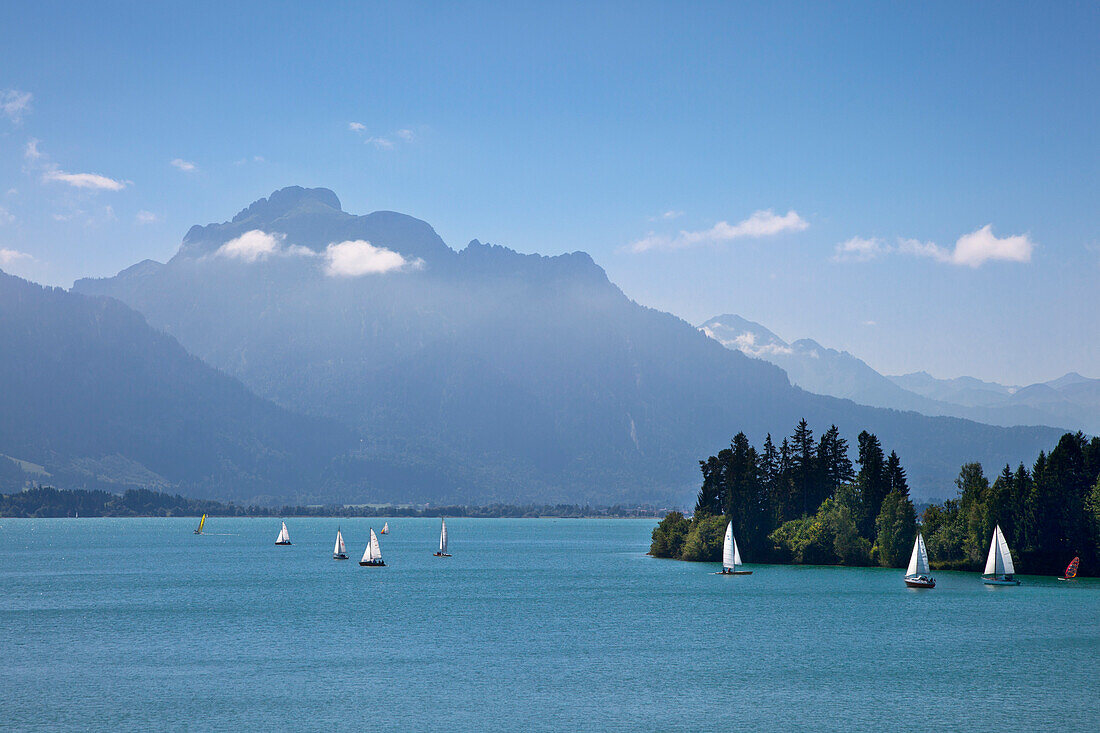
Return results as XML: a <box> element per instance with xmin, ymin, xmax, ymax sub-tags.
<box><xmin>1057</xmin><ymin>577</ymin><xmax>1077</xmax><ymax>582</ymax></box>
<box><xmin>359</xmin><ymin>560</ymin><xmax>385</xmax><ymax>567</ymax></box>
<box><xmin>333</xmin><ymin>554</ymin><xmax>348</xmax><ymax>560</ymax></box>
<box><xmin>717</xmin><ymin>570</ymin><xmax>752</xmax><ymax>575</ymax></box>
<box><xmin>904</xmin><ymin>578</ymin><xmax>935</xmax><ymax>588</ymax></box>
<box><xmin>982</xmin><ymin>576</ymin><xmax>1020</xmax><ymax>586</ymax></box>
<box><xmin>275</xmin><ymin>541</ymin><xmax>291</xmax><ymax>545</ymax></box>
<box><xmin>434</xmin><ymin>552</ymin><xmax>451</xmax><ymax>557</ymax></box>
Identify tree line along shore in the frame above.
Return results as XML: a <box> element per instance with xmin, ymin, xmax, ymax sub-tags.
<box><xmin>650</xmin><ymin>420</ymin><xmax>1100</xmax><ymax>577</ymax></box>
<box><xmin>0</xmin><ymin>486</ymin><xmax>665</xmax><ymax>520</ymax></box>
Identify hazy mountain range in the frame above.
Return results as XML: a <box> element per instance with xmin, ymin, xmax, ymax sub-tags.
<box><xmin>701</xmin><ymin>315</ymin><xmax>1100</xmax><ymax>433</ymax></box>
<box><xmin>0</xmin><ymin>186</ymin><xmax>1067</xmax><ymax>504</ymax></box>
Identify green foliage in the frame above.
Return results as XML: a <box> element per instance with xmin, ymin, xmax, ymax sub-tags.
<box><xmin>649</xmin><ymin>511</ymin><xmax>691</xmax><ymax>558</ymax></box>
<box><xmin>769</xmin><ymin>496</ymin><xmax>871</xmax><ymax>566</ymax></box>
<box><xmin>680</xmin><ymin>514</ymin><xmax>728</xmax><ymax>562</ymax></box>
<box><xmin>872</xmin><ymin>491</ymin><xmax>917</xmax><ymax>567</ymax></box>
<box><xmin>920</xmin><ymin>433</ymin><xmax>1100</xmax><ymax>575</ymax></box>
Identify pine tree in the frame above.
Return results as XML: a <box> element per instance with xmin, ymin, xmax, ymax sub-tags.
<box><xmin>886</xmin><ymin>451</ymin><xmax>909</xmax><ymax>497</ymax></box>
<box><xmin>790</xmin><ymin>419</ymin><xmax>817</xmax><ymax>517</ymax></box>
<box><xmin>856</xmin><ymin>431</ymin><xmax>888</xmax><ymax>535</ymax></box>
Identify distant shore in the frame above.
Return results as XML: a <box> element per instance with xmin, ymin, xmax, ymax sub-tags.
<box><xmin>0</xmin><ymin>486</ymin><xmax>670</xmax><ymax>519</ymax></box>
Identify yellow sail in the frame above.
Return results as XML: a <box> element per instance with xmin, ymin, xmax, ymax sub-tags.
<box><xmin>197</xmin><ymin>514</ymin><xmax>206</xmax><ymax>533</ymax></box>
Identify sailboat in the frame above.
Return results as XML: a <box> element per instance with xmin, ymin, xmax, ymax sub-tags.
<box><xmin>434</xmin><ymin>518</ymin><xmax>451</xmax><ymax>557</ymax></box>
<box><xmin>981</xmin><ymin>524</ymin><xmax>1019</xmax><ymax>585</ymax></box>
<box><xmin>275</xmin><ymin>521</ymin><xmax>292</xmax><ymax>546</ymax></box>
<box><xmin>903</xmin><ymin>533</ymin><xmax>935</xmax><ymax>588</ymax></box>
<box><xmin>718</xmin><ymin>521</ymin><xmax>751</xmax><ymax>575</ymax></box>
<box><xmin>333</xmin><ymin>527</ymin><xmax>348</xmax><ymax>560</ymax></box>
<box><xmin>193</xmin><ymin>514</ymin><xmax>206</xmax><ymax>535</ymax></box>
<box><xmin>359</xmin><ymin>528</ymin><xmax>385</xmax><ymax>566</ymax></box>
<box><xmin>1058</xmin><ymin>557</ymin><xmax>1080</xmax><ymax>582</ymax></box>
<box><xmin>380</xmin><ymin>522</ymin><xmax>389</xmax><ymax>535</ymax></box>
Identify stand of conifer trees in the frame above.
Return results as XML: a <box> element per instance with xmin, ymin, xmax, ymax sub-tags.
<box><xmin>651</xmin><ymin>424</ymin><xmax>1100</xmax><ymax>576</ymax></box>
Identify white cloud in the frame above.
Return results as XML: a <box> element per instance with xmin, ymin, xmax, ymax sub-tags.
<box><xmin>364</xmin><ymin>136</ymin><xmax>394</xmax><ymax>150</ymax></box>
<box><xmin>899</xmin><ymin>225</ymin><xmax>1034</xmax><ymax>267</ymax></box>
<box><xmin>701</xmin><ymin>327</ymin><xmax>793</xmax><ymax>357</ymax></box>
<box><xmin>348</xmin><ymin>122</ymin><xmax>366</xmax><ymax>132</ymax></box>
<box><xmin>323</xmin><ymin>239</ymin><xmax>421</xmax><ymax>277</ymax></box>
<box><xmin>862</xmin><ymin>320</ymin><xmax>877</xmax><ymax>327</ymax></box>
<box><xmin>215</xmin><ymin>230</ymin><xmax>286</xmax><ymax>263</ymax></box>
<box><xmin>0</xmin><ymin>248</ymin><xmax>34</xmax><ymax>270</ymax></box>
<box><xmin>1</xmin><ymin>89</ymin><xmax>32</xmax><ymax>123</ymax></box>
<box><xmin>25</xmin><ymin>139</ymin><xmax>128</xmax><ymax>191</ymax></box>
<box><xmin>0</xmin><ymin>206</ymin><xmax>13</xmax><ymax>224</ymax></box>
<box><xmin>649</xmin><ymin>210</ymin><xmax>684</xmax><ymax>222</ymax></box>
<box><xmin>395</xmin><ymin>128</ymin><xmax>415</xmax><ymax>142</ymax></box>
<box><xmin>135</xmin><ymin>210</ymin><xmax>159</xmax><ymax>224</ymax></box>
<box><xmin>629</xmin><ymin>209</ymin><xmax>808</xmax><ymax>252</ymax></box>
<box><xmin>170</xmin><ymin>158</ymin><xmax>197</xmax><ymax>172</ymax></box>
<box><xmin>836</xmin><ymin>226</ymin><xmax>1035</xmax><ymax>268</ymax></box>
<box><xmin>833</xmin><ymin>236</ymin><xmax>887</xmax><ymax>262</ymax></box>
<box><xmin>43</xmin><ymin>170</ymin><xmax>127</xmax><ymax>191</ymax></box>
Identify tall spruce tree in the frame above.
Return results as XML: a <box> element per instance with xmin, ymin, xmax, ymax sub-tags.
<box><xmin>856</xmin><ymin>431</ymin><xmax>888</xmax><ymax>535</ymax></box>
<box><xmin>790</xmin><ymin>419</ymin><xmax>817</xmax><ymax>517</ymax></box>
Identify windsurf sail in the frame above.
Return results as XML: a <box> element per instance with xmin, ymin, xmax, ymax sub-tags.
<box><xmin>1065</xmin><ymin>557</ymin><xmax>1079</xmax><ymax>579</ymax></box>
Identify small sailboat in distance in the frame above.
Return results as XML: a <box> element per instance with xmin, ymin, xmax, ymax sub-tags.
<box><xmin>718</xmin><ymin>521</ymin><xmax>751</xmax><ymax>575</ymax></box>
<box><xmin>904</xmin><ymin>533</ymin><xmax>935</xmax><ymax>588</ymax></box>
<box><xmin>275</xmin><ymin>521</ymin><xmax>292</xmax><ymax>546</ymax></box>
<box><xmin>359</xmin><ymin>528</ymin><xmax>385</xmax><ymax>566</ymax></box>
<box><xmin>333</xmin><ymin>527</ymin><xmax>348</xmax><ymax>560</ymax></box>
<box><xmin>1058</xmin><ymin>557</ymin><xmax>1080</xmax><ymax>582</ymax></box>
<box><xmin>193</xmin><ymin>514</ymin><xmax>206</xmax><ymax>535</ymax></box>
<box><xmin>981</xmin><ymin>524</ymin><xmax>1019</xmax><ymax>585</ymax></box>
<box><xmin>380</xmin><ymin>522</ymin><xmax>389</xmax><ymax>535</ymax></box>
<box><xmin>434</xmin><ymin>518</ymin><xmax>451</xmax><ymax>557</ymax></box>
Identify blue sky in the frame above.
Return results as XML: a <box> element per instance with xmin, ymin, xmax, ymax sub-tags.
<box><xmin>1</xmin><ymin>1</ymin><xmax>1097</xmax><ymax>384</ymax></box>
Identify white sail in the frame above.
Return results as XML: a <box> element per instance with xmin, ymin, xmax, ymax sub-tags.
<box><xmin>732</xmin><ymin>536</ymin><xmax>742</xmax><ymax>567</ymax></box>
<box><xmin>334</xmin><ymin>529</ymin><xmax>346</xmax><ymax>556</ymax></box>
<box><xmin>996</xmin><ymin>525</ymin><xmax>1015</xmax><ymax>575</ymax></box>
<box><xmin>984</xmin><ymin>526</ymin><xmax>1001</xmax><ymax>575</ymax></box>
<box><xmin>360</xmin><ymin>527</ymin><xmax>382</xmax><ymax>563</ymax></box>
<box><xmin>276</xmin><ymin>521</ymin><xmax>290</xmax><ymax>544</ymax></box>
<box><xmin>382</xmin><ymin>522</ymin><xmax>389</xmax><ymax>534</ymax></box>
<box><xmin>907</xmin><ymin>533</ymin><xmax>930</xmax><ymax>576</ymax></box>
<box><xmin>439</xmin><ymin>519</ymin><xmax>448</xmax><ymax>554</ymax></box>
<box><xmin>722</xmin><ymin>521</ymin><xmax>735</xmax><ymax>569</ymax></box>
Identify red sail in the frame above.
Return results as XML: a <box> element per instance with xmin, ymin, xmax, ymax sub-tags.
<box><xmin>1064</xmin><ymin>557</ymin><xmax>1079</xmax><ymax>579</ymax></box>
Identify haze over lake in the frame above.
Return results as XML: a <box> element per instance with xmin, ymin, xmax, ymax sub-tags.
<box><xmin>2</xmin><ymin>518</ymin><xmax>1097</xmax><ymax>732</ymax></box>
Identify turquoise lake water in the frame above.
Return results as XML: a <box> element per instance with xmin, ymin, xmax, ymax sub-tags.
<box><xmin>1</xmin><ymin>517</ymin><xmax>1097</xmax><ymax>732</ymax></box>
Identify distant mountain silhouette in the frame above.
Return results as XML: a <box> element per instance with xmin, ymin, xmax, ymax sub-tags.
<box><xmin>0</xmin><ymin>270</ymin><xmax>354</xmax><ymax>503</ymax></box>
<box><xmin>702</xmin><ymin>314</ymin><xmax>1100</xmax><ymax>433</ymax></box>
<box><xmin>72</xmin><ymin>187</ymin><xmax>1064</xmax><ymax>502</ymax></box>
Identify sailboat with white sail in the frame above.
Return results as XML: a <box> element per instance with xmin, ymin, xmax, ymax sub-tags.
<box><xmin>981</xmin><ymin>524</ymin><xmax>1020</xmax><ymax>585</ymax></box>
<box><xmin>904</xmin><ymin>533</ymin><xmax>935</xmax><ymax>588</ymax></box>
<box><xmin>717</xmin><ymin>521</ymin><xmax>751</xmax><ymax>575</ymax></box>
<box><xmin>193</xmin><ymin>514</ymin><xmax>206</xmax><ymax>535</ymax></box>
<box><xmin>275</xmin><ymin>521</ymin><xmax>292</xmax><ymax>546</ymax></box>
<box><xmin>359</xmin><ymin>528</ymin><xmax>385</xmax><ymax>566</ymax></box>
<box><xmin>434</xmin><ymin>518</ymin><xmax>451</xmax><ymax>557</ymax></box>
<box><xmin>333</xmin><ymin>527</ymin><xmax>348</xmax><ymax>560</ymax></box>
<box><xmin>380</xmin><ymin>522</ymin><xmax>389</xmax><ymax>535</ymax></box>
